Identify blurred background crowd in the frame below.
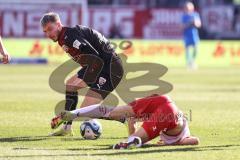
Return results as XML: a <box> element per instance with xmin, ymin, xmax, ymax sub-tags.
<box><xmin>87</xmin><ymin>0</ymin><xmax>240</xmax><ymax>39</ymax></box>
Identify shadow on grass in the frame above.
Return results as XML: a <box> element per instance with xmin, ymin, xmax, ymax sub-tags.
<box><xmin>0</xmin><ymin>136</ymin><xmax>88</xmax><ymax>143</ymax></box>
<box><xmin>0</xmin><ymin>135</ymin><xmax>126</xmax><ymax>143</ymax></box>
<box><xmin>0</xmin><ymin>136</ymin><xmax>50</xmax><ymax>142</ymax></box>
<box><xmin>62</xmin><ymin>136</ymin><xmax>126</xmax><ymax>141</ymax></box>
<box><xmin>2</xmin><ymin>144</ymin><xmax>240</xmax><ymax>158</ymax></box>
<box><xmin>13</xmin><ymin>146</ymin><xmax>111</xmax><ymax>151</ymax></box>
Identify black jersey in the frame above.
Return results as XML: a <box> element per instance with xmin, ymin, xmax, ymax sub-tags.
<box><xmin>57</xmin><ymin>25</ymin><xmax>123</xmax><ymax>97</ymax></box>
<box><xmin>57</xmin><ymin>25</ymin><xmax>117</xmax><ymax>65</ymax></box>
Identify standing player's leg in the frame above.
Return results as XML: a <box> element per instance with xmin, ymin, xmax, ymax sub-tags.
<box><xmin>51</xmin><ymin>57</ymin><xmax>123</xmax><ymax>135</ymax></box>
<box><xmin>192</xmin><ymin>44</ymin><xmax>198</xmax><ymax>69</ymax></box>
<box><xmin>185</xmin><ymin>45</ymin><xmax>191</xmax><ymax>67</ymax></box>
<box><xmin>192</xmin><ymin>45</ymin><xmax>197</xmax><ymax>60</ymax></box>
<box><xmin>80</xmin><ymin>89</ymin><xmax>105</xmax><ymax>108</ymax></box>
<box><xmin>50</xmin><ymin>74</ymin><xmax>87</xmax><ymax>136</ymax></box>
<box><xmin>64</xmin><ymin>74</ymin><xmax>88</xmax><ymax>125</ymax></box>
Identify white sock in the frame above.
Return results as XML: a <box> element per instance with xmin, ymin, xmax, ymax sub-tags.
<box><xmin>70</xmin><ymin>104</ymin><xmax>114</xmax><ymax>119</ymax></box>
<box><xmin>127</xmin><ymin>136</ymin><xmax>142</xmax><ymax>147</ymax></box>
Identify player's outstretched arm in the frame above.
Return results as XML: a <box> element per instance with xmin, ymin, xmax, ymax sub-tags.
<box><xmin>0</xmin><ymin>36</ymin><xmax>11</xmax><ymax>64</ymax></box>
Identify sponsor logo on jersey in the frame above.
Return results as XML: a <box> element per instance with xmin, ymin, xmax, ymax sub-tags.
<box><xmin>97</xmin><ymin>77</ymin><xmax>107</xmax><ymax>89</ymax></box>
<box><xmin>99</xmin><ymin>77</ymin><xmax>107</xmax><ymax>85</ymax></box>
<box><xmin>73</xmin><ymin>39</ymin><xmax>81</xmax><ymax>49</ymax></box>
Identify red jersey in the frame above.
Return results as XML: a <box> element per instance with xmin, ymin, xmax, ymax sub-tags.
<box><xmin>129</xmin><ymin>94</ymin><xmax>181</xmax><ymax>140</ymax></box>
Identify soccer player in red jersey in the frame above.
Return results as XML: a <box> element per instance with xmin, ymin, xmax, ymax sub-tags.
<box><xmin>51</xmin><ymin>94</ymin><xmax>199</xmax><ymax>149</ymax></box>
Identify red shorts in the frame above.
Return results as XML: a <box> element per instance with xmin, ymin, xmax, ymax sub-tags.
<box><xmin>129</xmin><ymin>94</ymin><xmax>180</xmax><ymax>141</ymax></box>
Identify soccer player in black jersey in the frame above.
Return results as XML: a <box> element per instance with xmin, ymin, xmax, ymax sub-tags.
<box><xmin>40</xmin><ymin>12</ymin><xmax>124</xmax><ymax>136</ymax></box>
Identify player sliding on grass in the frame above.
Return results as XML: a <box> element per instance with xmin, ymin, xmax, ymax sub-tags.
<box><xmin>0</xmin><ymin>36</ymin><xmax>11</xmax><ymax>64</ymax></box>
<box><xmin>51</xmin><ymin>94</ymin><xmax>199</xmax><ymax>149</ymax></box>
<box><xmin>40</xmin><ymin>12</ymin><xmax>124</xmax><ymax>136</ymax></box>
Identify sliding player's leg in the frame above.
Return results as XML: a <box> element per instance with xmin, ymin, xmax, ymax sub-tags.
<box><xmin>51</xmin><ymin>103</ymin><xmax>136</xmax><ymax>130</ymax></box>
<box><xmin>107</xmin><ymin>105</ymin><xmax>135</xmax><ymax>120</ymax></box>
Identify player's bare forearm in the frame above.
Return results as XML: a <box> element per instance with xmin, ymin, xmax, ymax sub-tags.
<box><xmin>127</xmin><ymin>118</ymin><xmax>136</xmax><ymax>135</ymax></box>
<box><xmin>0</xmin><ymin>37</ymin><xmax>11</xmax><ymax>64</ymax></box>
<box><xmin>0</xmin><ymin>39</ymin><xmax>5</xmax><ymax>55</ymax></box>
<box><xmin>0</xmin><ymin>36</ymin><xmax>7</xmax><ymax>55</ymax></box>
<box><xmin>194</xmin><ymin>19</ymin><xmax>201</xmax><ymax>28</ymax></box>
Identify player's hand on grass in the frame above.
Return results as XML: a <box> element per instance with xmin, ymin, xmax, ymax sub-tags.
<box><xmin>156</xmin><ymin>140</ymin><xmax>165</xmax><ymax>146</ymax></box>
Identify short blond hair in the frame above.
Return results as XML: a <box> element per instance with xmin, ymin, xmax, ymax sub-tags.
<box><xmin>40</xmin><ymin>12</ymin><xmax>60</xmax><ymax>27</ymax></box>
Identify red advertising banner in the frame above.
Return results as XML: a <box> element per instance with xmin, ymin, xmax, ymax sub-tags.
<box><xmin>0</xmin><ymin>3</ymin><xmax>234</xmax><ymax>39</ymax></box>
<box><xmin>0</xmin><ymin>3</ymin><xmax>184</xmax><ymax>39</ymax></box>
<box><xmin>0</xmin><ymin>3</ymin><xmax>83</xmax><ymax>37</ymax></box>
<box><xmin>88</xmin><ymin>8</ymin><xmax>183</xmax><ymax>39</ymax></box>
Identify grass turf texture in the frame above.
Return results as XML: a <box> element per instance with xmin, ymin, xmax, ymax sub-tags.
<box><xmin>0</xmin><ymin>64</ymin><xmax>240</xmax><ymax>160</ymax></box>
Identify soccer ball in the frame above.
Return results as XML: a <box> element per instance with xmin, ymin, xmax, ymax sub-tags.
<box><xmin>80</xmin><ymin>119</ymin><xmax>102</xmax><ymax>140</ymax></box>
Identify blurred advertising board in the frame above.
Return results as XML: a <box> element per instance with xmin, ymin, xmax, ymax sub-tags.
<box><xmin>0</xmin><ymin>2</ymin><xmax>235</xmax><ymax>39</ymax></box>
<box><xmin>0</xmin><ymin>5</ymin><xmax>182</xmax><ymax>39</ymax></box>
<box><xmin>0</xmin><ymin>1</ymin><xmax>87</xmax><ymax>38</ymax></box>
<box><xmin>201</xmin><ymin>5</ymin><xmax>234</xmax><ymax>33</ymax></box>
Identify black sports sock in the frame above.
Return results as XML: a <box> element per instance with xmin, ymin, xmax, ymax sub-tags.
<box><xmin>65</xmin><ymin>91</ymin><xmax>78</xmax><ymax>125</ymax></box>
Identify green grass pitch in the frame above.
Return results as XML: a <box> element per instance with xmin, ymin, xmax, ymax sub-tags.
<box><xmin>0</xmin><ymin>64</ymin><xmax>240</xmax><ymax>160</ymax></box>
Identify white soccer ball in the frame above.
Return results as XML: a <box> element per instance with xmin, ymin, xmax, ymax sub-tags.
<box><xmin>80</xmin><ymin>119</ymin><xmax>102</xmax><ymax>140</ymax></box>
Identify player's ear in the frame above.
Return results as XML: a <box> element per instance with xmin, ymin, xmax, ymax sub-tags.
<box><xmin>56</xmin><ymin>21</ymin><xmax>61</xmax><ymax>28</ymax></box>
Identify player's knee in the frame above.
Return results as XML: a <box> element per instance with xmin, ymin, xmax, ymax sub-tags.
<box><xmin>66</xmin><ymin>84</ymin><xmax>76</xmax><ymax>92</ymax></box>
<box><xmin>66</xmin><ymin>80</ymin><xmax>78</xmax><ymax>92</ymax></box>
